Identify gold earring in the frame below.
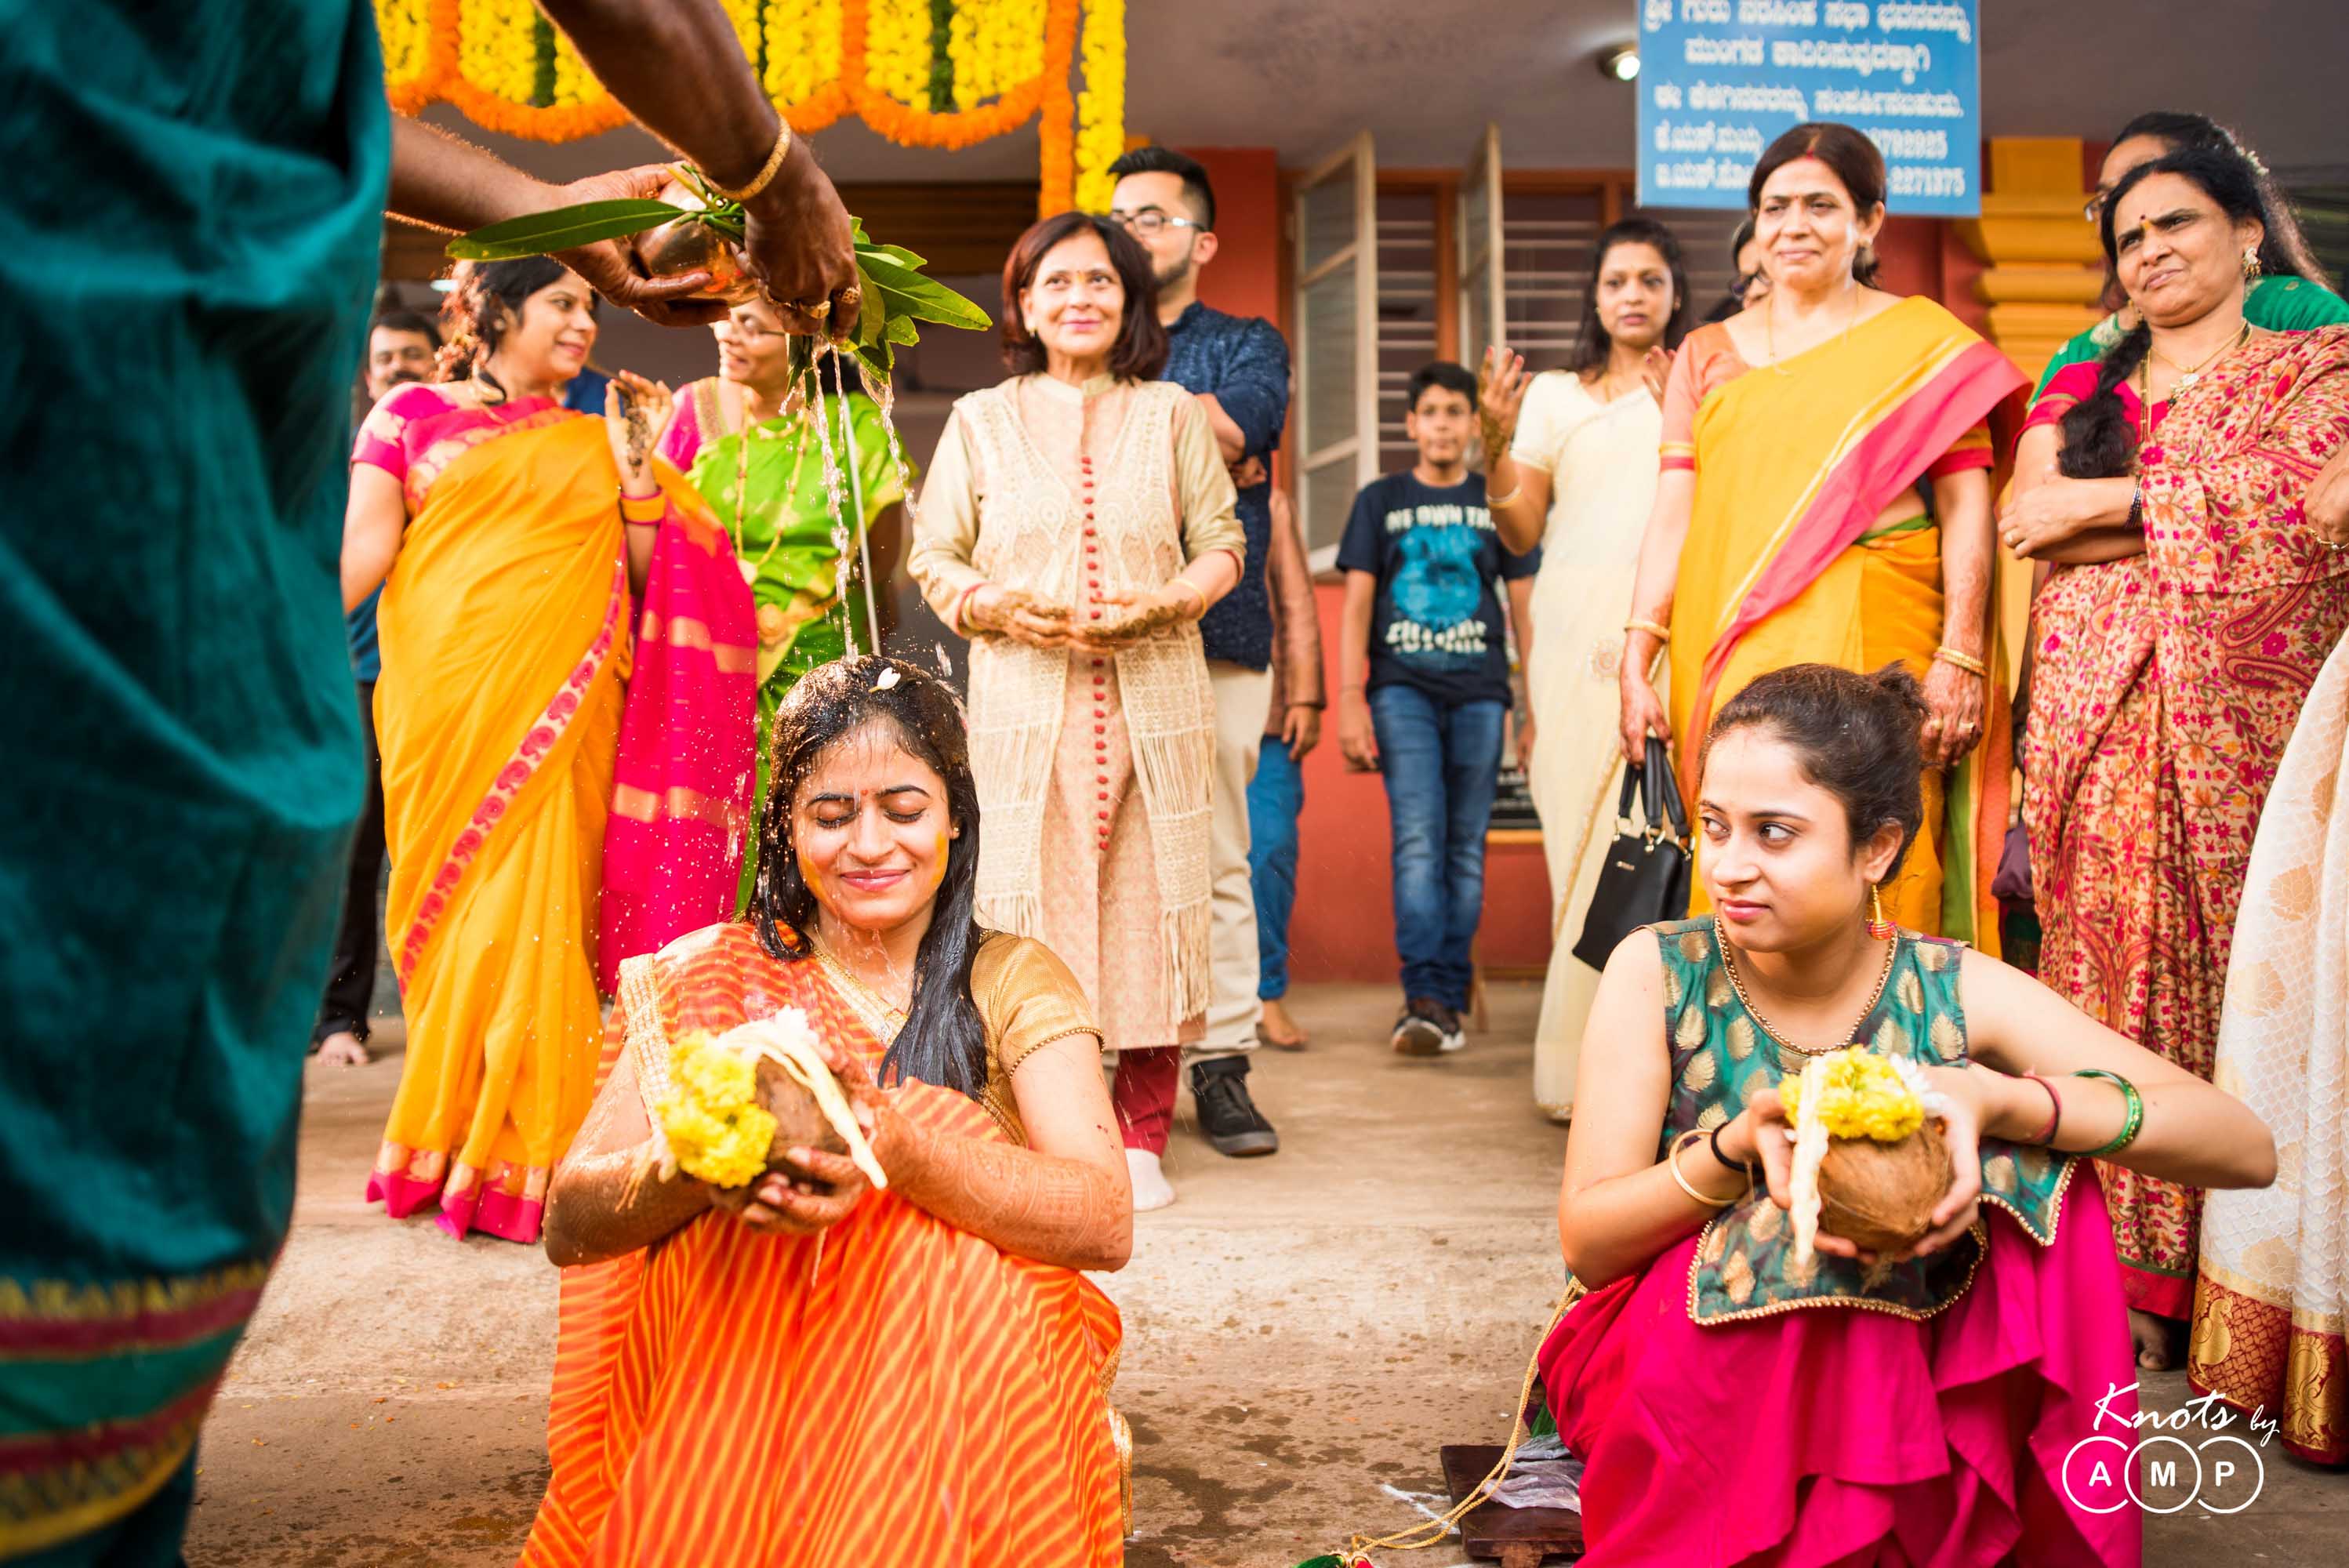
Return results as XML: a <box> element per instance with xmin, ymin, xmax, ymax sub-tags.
<box><xmin>2242</xmin><ymin>248</ymin><xmax>2263</xmax><ymax>282</ymax></box>
<box><xmin>1865</xmin><ymin>884</ymin><xmax>1895</xmax><ymax>939</ymax></box>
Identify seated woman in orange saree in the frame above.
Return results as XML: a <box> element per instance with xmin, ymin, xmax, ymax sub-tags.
<box><xmin>1617</xmin><ymin>125</ymin><xmax>2028</xmax><ymax>947</ymax></box>
<box><xmin>341</xmin><ymin>260</ymin><xmax>736</xmax><ymax>1243</ymax></box>
<box><xmin>519</xmin><ymin>657</ymin><xmax>1133</xmax><ymax>1568</ymax></box>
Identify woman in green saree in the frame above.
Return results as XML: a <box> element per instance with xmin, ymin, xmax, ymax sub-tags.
<box><xmin>658</xmin><ymin>297</ymin><xmax>913</xmax><ymax>901</ymax></box>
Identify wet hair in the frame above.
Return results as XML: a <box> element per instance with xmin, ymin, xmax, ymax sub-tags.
<box><xmin>1703</xmin><ymin>662</ymin><xmax>1929</xmax><ymax>877</ymax></box>
<box><xmin>1568</xmin><ymin>218</ymin><xmax>1692</xmax><ymax>377</ymax></box>
<box><xmin>2100</xmin><ymin>111</ymin><xmax>2327</xmax><ymax>289</ymax></box>
<box><xmin>1000</xmin><ymin>212</ymin><xmax>1170</xmax><ymax>381</ymax></box>
<box><xmin>369</xmin><ymin>309</ymin><xmax>443</xmax><ymax>351</ymax></box>
<box><xmin>1746</xmin><ymin>122</ymin><xmax>1885</xmax><ymax>287</ymax></box>
<box><xmin>1106</xmin><ymin>146</ymin><xmax>1217</xmax><ymax>231</ymax></box>
<box><xmin>1407</xmin><ymin>360</ymin><xmax>1479</xmax><ymax>411</ymax></box>
<box><xmin>436</xmin><ymin>257</ymin><xmax>590</xmax><ymax>397</ymax></box>
<box><xmin>752</xmin><ymin>656</ymin><xmax>989</xmax><ymax>1099</ymax></box>
<box><xmin>2059</xmin><ymin>143</ymin><xmax>2289</xmax><ymax>480</ymax></box>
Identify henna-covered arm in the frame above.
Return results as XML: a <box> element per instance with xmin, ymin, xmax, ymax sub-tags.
<box><xmin>866</xmin><ymin>1033</ymin><xmax>1132</xmax><ymax>1272</ymax></box>
<box><xmin>542</xmin><ymin>1046</ymin><xmax>715</xmax><ymax>1269</ymax></box>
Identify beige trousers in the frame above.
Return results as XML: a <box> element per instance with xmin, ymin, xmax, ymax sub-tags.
<box><xmin>1189</xmin><ymin>660</ymin><xmax>1273</xmax><ymax>1064</ymax></box>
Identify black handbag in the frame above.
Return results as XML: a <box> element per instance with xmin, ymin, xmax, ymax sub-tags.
<box><xmin>1571</xmin><ymin>737</ymin><xmax>1693</xmax><ymax>970</ymax></box>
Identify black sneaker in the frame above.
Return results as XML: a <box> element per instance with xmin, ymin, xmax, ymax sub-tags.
<box><xmin>1190</xmin><ymin>1058</ymin><xmax>1279</xmax><ymax>1156</ymax></box>
<box><xmin>1392</xmin><ymin>996</ymin><xmax>1450</xmax><ymax>1057</ymax></box>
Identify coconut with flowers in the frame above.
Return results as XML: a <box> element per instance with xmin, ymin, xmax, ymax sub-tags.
<box><xmin>650</xmin><ymin>1011</ymin><xmax>887</xmax><ymax>1193</ymax></box>
<box><xmin>1782</xmin><ymin>1047</ymin><xmax>1955</xmax><ymax>1258</ymax></box>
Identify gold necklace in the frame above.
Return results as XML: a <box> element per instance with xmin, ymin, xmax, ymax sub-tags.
<box><xmin>1713</xmin><ymin>916</ymin><xmax>1897</xmax><ymax>1058</ymax></box>
<box><xmin>2148</xmin><ymin>320</ymin><xmax>2249</xmax><ymax>393</ymax></box>
<box><xmin>808</xmin><ymin>938</ymin><xmax>909</xmax><ymax>1033</ymax></box>
<box><xmin>1764</xmin><ymin>280</ymin><xmax>1862</xmax><ymax>377</ymax></box>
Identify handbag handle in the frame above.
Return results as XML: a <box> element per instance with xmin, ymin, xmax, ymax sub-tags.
<box><xmin>1640</xmin><ymin>735</ymin><xmax>1690</xmax><ymax>844</ymax></box>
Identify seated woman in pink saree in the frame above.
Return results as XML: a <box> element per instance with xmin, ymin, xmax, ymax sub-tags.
<box><xmin>1998</xmin><ymin>142</ymin><xmax>2349</xmax><ymax>1361</ymax></box>
<box><xmin>1530</xmin><ymin>664</ymin><xmax>2275</xmax><ymax>1566</ymax></box>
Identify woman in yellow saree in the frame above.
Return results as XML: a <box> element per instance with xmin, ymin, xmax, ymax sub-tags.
<box><xmin>1618</xmin><ymin>124</ymin><xmax>2027</xmax><ymax>946</ymax></box>
<box><xmin>341</xmin><ymin>259</ymin><xmax>722</xmax><ymax>1243</ymax></box>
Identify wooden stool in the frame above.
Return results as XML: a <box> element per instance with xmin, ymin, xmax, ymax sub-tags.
<box><xmin>1440</xmin><ymin>1444</ymin><xmax>1583</xmax><ymax>1566</ymax></box>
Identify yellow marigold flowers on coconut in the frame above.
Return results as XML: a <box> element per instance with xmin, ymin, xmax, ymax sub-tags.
<box><xmin>656</xmin><ymin>1031</ymin><xmax>778</xmax><ymax>1189</ymax></box>
<box><xmin>1778</xmin><ymin>1047</ymin><xmax>1925</xmax><ymax>1143</ymax></box>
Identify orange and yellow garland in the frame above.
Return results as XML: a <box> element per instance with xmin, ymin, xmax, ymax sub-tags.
<box><xmin>375</xmin><ymin>0</ymin><xmax>1127</xmax><ymax>216</ymax></box>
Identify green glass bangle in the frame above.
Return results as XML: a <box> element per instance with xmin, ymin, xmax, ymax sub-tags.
<box><xmin>2072</xmin><ymin>1069</ymin><xmax>2144</xmax><ymax>1156</ymax></box>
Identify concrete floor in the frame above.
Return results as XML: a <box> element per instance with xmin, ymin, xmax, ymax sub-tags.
<box><xmin>187</xmin><ymin>981</ymin><xmax>2347</xmax><ymax>1566</ymax></box>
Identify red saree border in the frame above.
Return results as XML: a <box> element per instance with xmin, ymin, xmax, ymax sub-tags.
<box><xmin>394</xmin><ymin>556</ymin><xmax>629</xmax><ymax>991</ymax></box>
<box><xmin>1688</xmin><ymin>337</ymin><xmax>2028</xmax><ymax>743</ymax></box>
<box><xmin>2190</xmin><ymin>1269</ymin><xmax>2349</xmax><ymax>1466</ymax></box>
<box><xmin>0</xmin><ymin>1378</ymin><xmax>212</xmax><ymax>1556</ymax></box>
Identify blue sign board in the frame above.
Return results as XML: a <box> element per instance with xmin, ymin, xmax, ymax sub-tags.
<box><xmin>1636</xmin><ymin>0</ymin><xmax>1982</xmax><ymax>218</ymax></box>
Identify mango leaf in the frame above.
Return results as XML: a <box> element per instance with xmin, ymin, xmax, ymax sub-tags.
<box><xmin>851</xmin><ymin>267</ymin><xmax>889</xmax><ymax>350</ymax></box>
<box><xmin>446</xmin><ymin>199</ymin><xmax>682</xmax><ymax>260</ymax></box>
<box><xmin>863</xmin><ymin>241</ymin><xmax>929</xmax><ymax>270</ymax></box>
<box><xmin>862</xmin><ymin>264</ymin><xmax>992</xmax><ymax>329</ymax></box>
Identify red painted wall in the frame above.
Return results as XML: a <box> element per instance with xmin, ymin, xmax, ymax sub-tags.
<box><xmin>1178</xmin><ymin>147</ymin><xmax>1284</xmax><ymax>323</ymax></box>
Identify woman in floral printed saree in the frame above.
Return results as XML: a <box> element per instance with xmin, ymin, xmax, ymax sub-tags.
<box><xmin>1538</xmin><ymin>664</ymin><xmax>2273</xmax><ymax>1566</ymax></box>
<box><xmin>2001</xmin><ymin>142</ymin><xmax>2349</xmax><ymax>1363</ymax></box>
<box><xmin>341</xmin><ymin>259</ymin><xmax>742</xmax><ymax>1244</ymax></box>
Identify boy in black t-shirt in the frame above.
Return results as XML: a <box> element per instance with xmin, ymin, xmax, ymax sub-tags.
<box><xmin>1336</xmin><ymin>362</ymin><xmax>1541</xmax><ymax>1055</ymax></box>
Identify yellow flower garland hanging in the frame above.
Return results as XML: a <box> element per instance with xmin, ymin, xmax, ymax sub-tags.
<box><xmin>1073</xmin><ymin>0</ymin><xmax>1125</xmax><ymax>213</ymax></box>
<box><xmin>377</xmin><ymin>0</ymin><xmax>1113</xmax><ymax>214</ymax></box>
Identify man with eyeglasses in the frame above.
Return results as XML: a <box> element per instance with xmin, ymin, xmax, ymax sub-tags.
<box><xmin>1108</xmin><ymin>147</ymin><xmax>1301</xmax><ymax>1163</ymax></box>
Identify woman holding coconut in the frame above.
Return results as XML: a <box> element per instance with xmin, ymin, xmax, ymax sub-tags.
<box><xmin>1541</xmin><ymin>662</ymin><xmax>2274</xmax><ymax>1566</ymax></box>
<box><xmin>521</xmin><ymin>657</ymin><xmax>1131</xmax><ymax>1566</ymax></box>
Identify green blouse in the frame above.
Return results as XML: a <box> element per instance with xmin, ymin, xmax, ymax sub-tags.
<box><xmin>1646</xmin><ymin>919</ymin><xmax>2076</xmax><ymax>1325</ymax></box>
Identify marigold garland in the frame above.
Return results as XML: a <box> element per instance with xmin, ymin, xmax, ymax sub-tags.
<box><xmin>378</xmin><ymin>0</ymin><xmax>1106</xmax><ymax>214</ymax></box>
<box><xmin>1072</xmin><ymin>0</ymin><xmax>1124</xmax><ymax>212</ymax></box>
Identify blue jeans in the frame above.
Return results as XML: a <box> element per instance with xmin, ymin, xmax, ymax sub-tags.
<box><xmin>1246</xmin><ymin>735</ymin><xmax>1305</xmax><ymax>999</ymax></box>
<box><xmin>1369</xmin><ymin>684</ymin><xmax>1506</xmax><ymax>1010</ymax></box>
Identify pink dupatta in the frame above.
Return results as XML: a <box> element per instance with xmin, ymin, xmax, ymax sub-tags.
<box><xmin>596</xmin><ymin>455</ymin><xmax>758</xmax><ymax>993</ymax></box>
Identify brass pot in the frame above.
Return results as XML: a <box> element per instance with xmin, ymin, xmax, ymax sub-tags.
<box><xmin>630</xmin><ymin>180</ymin><xmax>760</xmax><ymax>307</ymax></box>
<box><xmin>1817</xmin><ymin>1118</ymin><xmax>1953</xmax><ymax>1254</ymax></box>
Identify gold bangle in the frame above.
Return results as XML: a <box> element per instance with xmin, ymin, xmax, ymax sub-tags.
<box><xmin>1171</xmin><ymin>580</ymin><xmax>1207</xmax><ymax>620</ymax></box>
<box><xmin>1666</xmin><ymin>1129</ymin><xmax>1741</xmax><ymax>1208</ymax></box>
<box><xmin>709</xmin><ymin>121</ymin><xmax>793</xmax><ymax>204</ymax></box>
<box><xmin>1625</xmin><ymin>618</ymin><xmax>1672</xmax><ymax>641</ymax></box>
<box><xmin>1485</xmin><ymin>485</ymin><xmax>1523</xmax><ymax>510</ymax></box>
<box><xmin>619</xmin><ymin>491</ymin><xmax>667</xmax><ymax>524</ymax></box>
<box><xmin>1933</xmin><ymin>645</ymin><xmax>1988</xmax><ymax>677</ymax></box>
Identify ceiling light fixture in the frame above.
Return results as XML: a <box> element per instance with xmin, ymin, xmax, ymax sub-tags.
<box><xmin>1599</xmin><ymin>42</ymin><xmax>1640</xmax><ymax>82</ymax></box>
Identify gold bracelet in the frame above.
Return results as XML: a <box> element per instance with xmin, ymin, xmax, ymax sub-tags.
<box><xmin>619</xmin><ymin>491</ymin><xmax>667</xmax><ymax>524</ymax></box>
<box><xmin>1170</xmin><ymin>580</ymin><xmax>1207</xmax><ymax>620</ymax></box>
<box><xmin>1625</xmin><ymin>618</ymin><xmax>1672</xmax><ymax>641</ymax></box>
<box><xmin>1933</xmin><ymin>645</ymin><xmax>1988</xmax><ymax>677</ymax></box>
<box><xmin>1666</xmin><ymin>1129</ymin><xmax>1741</xmax><ymax>1208</ymax></box>
<box><xmin>1486</xmin><ymin>484</ymin><xmax>1523</xmax><ymax>510</ymax></box>
<box><xmin>709</xmin><ymin>121</ymin><xmax>794</xmax><ymax>203</ymax></box>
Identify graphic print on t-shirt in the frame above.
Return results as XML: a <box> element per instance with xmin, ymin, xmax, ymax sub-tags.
<box><xmin>1335</xmin><ymin>470</ymin><xmax>1539</xmax><ymax>709</ymax></box>
<box><xmin>1387</xmin><ymin>501</ymin><xmax>1492</xmax><ymax>671</ymax></box>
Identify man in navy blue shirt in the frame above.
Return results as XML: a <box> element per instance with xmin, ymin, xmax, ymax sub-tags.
<box><xmin>1109</xmin><ymin>148</ymin><xmax>1295</xmax><ymax>1164</ymax></box>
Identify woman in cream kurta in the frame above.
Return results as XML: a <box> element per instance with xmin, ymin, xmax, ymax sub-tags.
<box><xmin>1509</xmin><ymin>373</ymin><xmax>1665</xmax><ymax>1119</ymax></box>
<box><xmin>906</xmin><ymin>216</ymin><xmax>1239</xmax><ymax>1207</ymax></box>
